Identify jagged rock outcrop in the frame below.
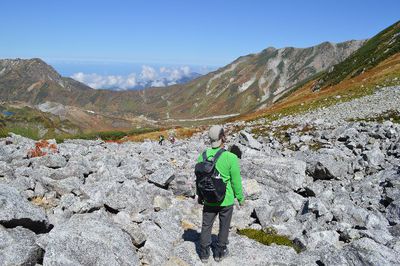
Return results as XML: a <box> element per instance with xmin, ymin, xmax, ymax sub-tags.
<box><xmin>0</xmin><ymin>225</ymin><xmax>43</xmax><ymax>266</ymax></box>
<box><xmin>38</xmin><ymin>211</ymin><xmax>140</xmax><ymax>266</ymax></box>
<box><xmin>0</xmin><ymin>183</ymin><xmax>51</xmax><ymax>234</ymax></box>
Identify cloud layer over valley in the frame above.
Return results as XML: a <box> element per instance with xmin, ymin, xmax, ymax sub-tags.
<box><xmin>71</xmin><ymin>65</ymin><xmax>201</xmax><ymax>90</ymax></box>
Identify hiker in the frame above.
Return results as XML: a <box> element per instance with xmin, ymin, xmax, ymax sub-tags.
<box><xmin>169</xmin><ymin>135</ymin><xmax>175</xmax><ymax>144</ymax></box>
<box><xmin>158</xmin><ymin>135</ymin><xmax>165</xmax><ymax>145</ymax></box>
<box><xmin>195</xmin><ymin>125</ymin><xmax>244</xmax><ymax>263</ymax></box>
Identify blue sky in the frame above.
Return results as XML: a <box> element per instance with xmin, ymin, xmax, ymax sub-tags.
<box><xmin>0</xmin><ymin>0</ymin><xmax>398</xmax><ymax>89</ymax></box>
<box><xmin>1</xmin><ymin>0</ymin><xmax>399</xmax><ymax>65</ymax></box>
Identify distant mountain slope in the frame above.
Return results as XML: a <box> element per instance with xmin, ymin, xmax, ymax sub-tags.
<box><xmin>239</xmin><ymin>21</ymin><xmax>400</xmax><ymax>123</ymax></box>
<box><xmin>176</xmin><ymin>40</ymin><xmax>364</xmax><ymax>117</ymax></box>
<box><xmin>0</xmin><ymin>58</ymin><xmax>92</xmax><ymax>103</ymax></box>
<box><xmin>313</xmin><ymin>20</ymin><xmax>400</xmax><ymax>90</ymax></box>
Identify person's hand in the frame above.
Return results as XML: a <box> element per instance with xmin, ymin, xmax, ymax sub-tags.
<box><xmin>239</xmin><ymin>199</ymin><xmax>245</xmax><ymax>207</ymax></box>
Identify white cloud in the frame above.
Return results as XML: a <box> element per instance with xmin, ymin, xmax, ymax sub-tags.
<box><xmin>71</xmin><ymin>65</ymin><xmax>196</xmax><ymax>90</ymax></box>
<box><xmin>158</xmin><ymin>65</ymin><xmax>192</xmax><ymax>81</ymax></box>
<box><xmin>71</xmin><ymin>72</ymin><xmax>137</xmax><ymax>90</ymax></box>
<box><xmin>140</xmin><ymin>65</ymin><xmax>157</xmax><ymax>81</ymax></box>
<box><xmin>151</xmin><ymin>80</ymin><xmax>166</xmax><ymax>87</ymax></box>
<box><xmin>181</xmin><ymin>66</ymin><xmax>190</xmax><ymax>75</ymax></box>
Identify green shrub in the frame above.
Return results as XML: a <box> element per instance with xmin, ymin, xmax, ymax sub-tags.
<box><xmin>127</xmin><ymin>127</ymin><xmax>157</xmax><ymax>135</ymax></box>
<box><xmin>0</xmin><ymin>127</ymin><xmax>8</xmax><ymax>138</ymax></box>
<box><xmin>7</xmin><ymin>126</ymin><xmax>39</xmax><ymax>140</ymax></box>
<box><xmin>349</xmin><ymin>110</ymin><xmax>400</xmax><ymax>123</ymax></box>
<box><xmin>237</xmin><ymin>228</ymin><xmax>303</xmax><ymax>253</ymax></box>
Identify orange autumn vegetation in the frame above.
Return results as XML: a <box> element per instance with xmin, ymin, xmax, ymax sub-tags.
<box><xmin>27</xmin><ymin>139</ymin><xmax>58</xmax><ymax>158</ymax></box>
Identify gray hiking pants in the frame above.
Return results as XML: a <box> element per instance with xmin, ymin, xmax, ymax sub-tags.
<box><xmin>200</xmin><ymin>205</ymin><xmax>233</xmax><ymax>248</ymax></box>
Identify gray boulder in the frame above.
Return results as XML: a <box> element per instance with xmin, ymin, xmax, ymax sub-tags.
<box><xmin>289</xmin><ymin>134</ymin><xmax>300</xmax><ymax>145</ymax></box>
<box><xmin>362</xmin><ymin>148</ymin><xmax>385</xmax><ymax>168</ymax></box>
<box><xmin>307</xmin><ymin>153</ymin><xmax>350</xmax><ymax>180</ymax></box>
<box><xmin>326</xmin><ymin>237</ymin><xmax>400</xmax><ymax>265</ymax></box>
<box><xmin>0</xmin><ymin>161</ymin><xmax>13</xmax><ymax>178</ymax></box>
<box><xmin>242</xmin><ymin>155</ymin><xmax>307</xmax><ymax>191</ymax></box>
<box><xmin>239</xmin><ymin>131</ymin><xmax>262</xmax><ymax>150</ymax></box>
<box><xmin>169</xmin><ymin>173</ymin><xmax>195</xmax><ymax>197</ymax></box>
<box><xmin>243</xmin><ymin>178</ymin><xmax>261</xmax><ymax>200</ymax></box>
<box><xmin>303</xmin><ymin>197</ymin><xmax>333</xmax><ymax>222</ymax></box>
<box><xmin>330</xmin><ymin>197</ymin><xmax>369</xmax><ymax>227</ymax></box>
<box><xmin>104</xmin><ymin>181</ymin><xmax>151</xmax><ymax>214</ymax></box>
<box><xmin>49</xmin><ymin>163</ymin><xmax>89</xmax><ymax>180</ymax></box>
<box><xmin>139</xmin><ymin>219</ymin><xmax>179</xmax><ymax>265</ymax></box>
<box><xmin>0</xmin><ymin>225</ymin><xmax>42</xmax><ymax>266</ymax></box>
<box><xmin>0</xmin><ymin>183</ymin><xmax>50</xmax><ymax>233</ymax></box>
<box><xmin>153</xmin><ymin>195</ymin><xmax>172</xmax><ymax>211</ymax></box>
<box><xmin>387</xmin><ymin>199</ymin><xmax>400</xmax><ymax>225</ymax></box>
<box><xmin>359</xmin><ymin>229</ymin><xmax>393</xmax><ymax>245</ymax></box>
<box><xmin>81</xmin><ymin>180</ymin><xmax>151</xmax><ymax>214</ymax></box>
<box><xmin>112</xmin><ymin>211</ymin><xmax>147</xmax><ymax>247</ymax></box>
<box><xmin>48</xmin><ymin>176</ymin><xmax>83</xmax><ymax>196</ymax></box>
<box><xmin>148</xmin><ymin>166</ymin><xmax>175</xmax><ymax>188</ymax></box>
<box><xmin>300</xmin><ymin>135</ymin><xmax>313</xmax><ymax>143</ymax></box>
<box><xmin>33</xmin><ymin>154</ymin><xmax>67</xmax><ymax>169</ymax></box>
<box><xmin>41</xmin><ymin>211</ymin><xmax>139</xmax><ymax>266</ymax></box>
<box><xmin>306</xmin><ymin>230</ymin><xmax>340</xmax><ymax>250</ymax></box>
<box><xmin>255</xmin><ymin>201</ymin><xmax>298</xmax><ymax>235</ymax></box>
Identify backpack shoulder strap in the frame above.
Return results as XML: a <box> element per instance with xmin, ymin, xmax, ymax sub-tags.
<box><xmin>202</xmin><ymin>148</ymin><xmax>225</xmax><ymax>162</ymax></box>
<box><xmin>212</xmin><ymin>148</ymin><xmax>225</xmax><ymax>162</ymax></box>
<box><xmin>202</xmin><ymin>151</ymin><xmax>208</xmax><ymax>162</ymax></box>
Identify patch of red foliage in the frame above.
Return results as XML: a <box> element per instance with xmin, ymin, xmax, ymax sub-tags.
<box><xmin>27</xmin><ymin>140</ymin><xmax>59</xmax><ymax>158</ymax></box>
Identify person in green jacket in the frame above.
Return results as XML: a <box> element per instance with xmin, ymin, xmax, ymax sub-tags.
<box><xmin>197</xmin><ymin>125</ymin><xmax>244</xmax><ymax>263</ymax></box>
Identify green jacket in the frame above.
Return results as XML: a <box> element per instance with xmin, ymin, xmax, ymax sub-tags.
<box><xmin>197</xmin><ymin>147</ymin><xmax>244</xmax><ymax>206</ymax></box>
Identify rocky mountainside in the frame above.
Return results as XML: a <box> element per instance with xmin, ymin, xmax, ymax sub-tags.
<box><xmin>312</xmin><ymin>20</ymin><xmax>400</xmax><ymax>91</ymax></box>
<box><xmin>0</xmin><ymin>58</ymin><xmax>92</xmax><ymax>103</ymax></box>
<box><xmin>186</xmin><ymin>40</ymin><xmax>364</xmax><ymax>114</ymax></box>
<box><xmin>1</xmin><ymin>86</ymin><xmax>399</xmax><ymax>265</ymax></box>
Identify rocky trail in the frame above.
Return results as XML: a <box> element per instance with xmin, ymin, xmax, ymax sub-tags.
<box><xmin>1</xmin><ymin>87</ymin><xmax>400</xmax><ymax>266</ymax></box>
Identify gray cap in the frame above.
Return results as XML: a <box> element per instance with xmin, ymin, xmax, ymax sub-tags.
<box><xmin>208</xmin><ymin>125</ymin><xmax>224</xmax><ymax>148</ymax></box>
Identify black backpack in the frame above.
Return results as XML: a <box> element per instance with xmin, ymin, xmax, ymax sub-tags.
<box><xmin>195</xmin><ymin>149</ymin><xmax>226</xmax><ymax>203</ymax></box>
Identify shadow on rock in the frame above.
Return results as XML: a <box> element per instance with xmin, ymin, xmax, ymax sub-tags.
<box><xmin>182</xmin><ymin>229</ymin><xmax>218</xmax><ymax>258</ymax></box>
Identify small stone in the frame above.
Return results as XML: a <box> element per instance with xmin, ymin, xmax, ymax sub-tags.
<box><xmin>153</xmin><ymin>195</ymin><xmax>171</xmax><ymax>212</ymax></box>
<box><xmin>243</xmin><ymin>179</ymin><xmax>261</xmax><ymax>200</ymax></box>
<box><xmin>354</xmin><ymin>172</ymin><xmax>364</xmax><ymax>180</ymax></box>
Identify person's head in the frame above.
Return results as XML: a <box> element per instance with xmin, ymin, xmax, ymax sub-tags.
<box><xmin>208</xmin><ymin>125</ymin><xmax>226</xmax><ymax>148</ymax></box>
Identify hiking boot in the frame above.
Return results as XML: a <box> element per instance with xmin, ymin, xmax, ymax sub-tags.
<box><xmin>200</xmin><ymin>246</ymin><xmax>210</xmax><ymax>263</ymax></box>
<box><xmin>214</xmin><ymin>246</ymin><xmax>229</xmax><ymax>262</ymax></box>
